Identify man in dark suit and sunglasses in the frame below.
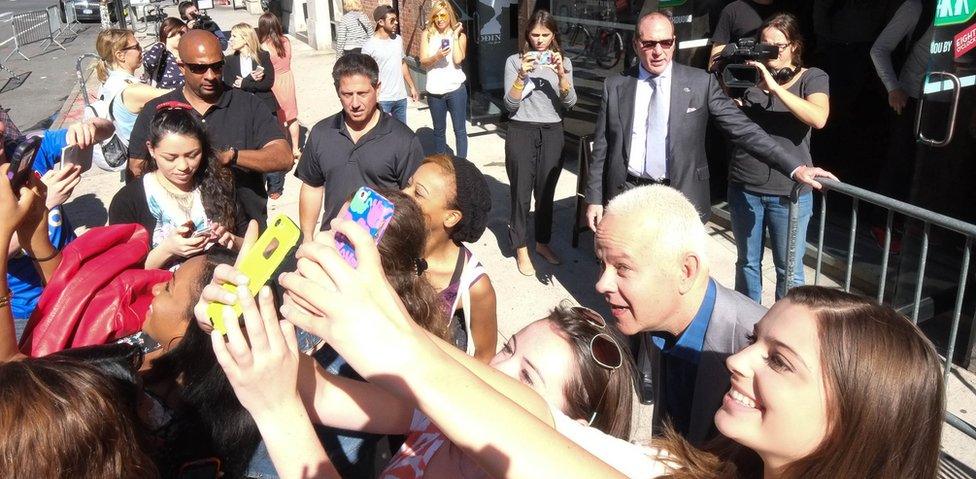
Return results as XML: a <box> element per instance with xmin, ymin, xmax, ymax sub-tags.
<box><xmin>584</xmin><ymin>11</ymin><xmax>835</xmax><ymax>229</ymax></box>
<box><xmin>128</xmin><ymin>30</ymin><xmax>293</xmax><ymax>229</ymax></box>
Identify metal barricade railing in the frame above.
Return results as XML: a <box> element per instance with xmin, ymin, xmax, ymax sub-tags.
<box><xmin>62</xmin><ymin>1</ymin><xmax>82</xmax><ymax>36</ymax></box>
<box><xmin>785</xmin><ymin>178</ymin><xmax>976</xmax><ymax>440</ymax></box>
<box><xmin>2</xmin><ymin>9</ymin><xmax>66</xmax><ymax>63</ymax></box>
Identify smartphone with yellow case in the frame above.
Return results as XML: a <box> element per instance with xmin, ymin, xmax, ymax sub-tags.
<box><xmin>208</xmin><ymin>214</ymin><xmax>301</xmax><ymax>335</ymax></box>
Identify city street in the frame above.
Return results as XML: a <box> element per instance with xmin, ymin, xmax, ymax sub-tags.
<box><xmin>2</xmin><ymin>3</ymin><xmax>975</xmax><ymax>475</ymax></box>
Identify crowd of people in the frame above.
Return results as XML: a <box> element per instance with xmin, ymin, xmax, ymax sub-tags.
<box><xmin>0</xmin><ymin>2</ymin><xmax>953</xmax><ymax>478</ymax></box>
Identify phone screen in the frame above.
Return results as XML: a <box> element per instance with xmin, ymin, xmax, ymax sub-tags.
<box><xmin>8</xmin><ymin>136</ymin><xmax>41</xmax><ymax>191</ymax></box>
<box><xmin>441</xmin><ymin>38</ymin><xmax>450</xmax><ymax>49</ymax></box>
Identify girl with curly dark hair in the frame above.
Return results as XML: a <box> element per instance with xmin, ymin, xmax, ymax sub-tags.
<box><xmin>404</xmin><ymin>154</ymin><xmax>497</xmax><ymax>362</ymax></box>
<box><xmin>109</xmin><ymin>104</ymin><xmax>245</xmax><ymax>269</ymax></box>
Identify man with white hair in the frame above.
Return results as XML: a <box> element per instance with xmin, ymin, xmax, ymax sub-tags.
<box><xmin>595</xmin><ymin>185</ymin><xmax>765</xmax><ymax>445</ymax></box>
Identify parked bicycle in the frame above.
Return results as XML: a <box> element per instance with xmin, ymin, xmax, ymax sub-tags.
<box><xmin>563</xmin><ymin>16</ymin><xmax>623</xmax><ymax>69</ymax></box>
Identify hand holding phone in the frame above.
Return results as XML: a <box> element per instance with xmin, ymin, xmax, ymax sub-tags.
<box><xmin>537</xmin><ymin>50</ymin><xmax>553</xmax><ymax>66</ymax></box>
<box><xmin>61</xmin><ymin>144</ymin><xmax>94</xmax><ymax>174</ymax></box>
<box><xmin>7</xmin><ymin>136</ymin><xmax>41</xmax><ymax>194</ymax></box>
<box><xmin>335</xmin><ymin>187</ymin><xmax>395</xmax><ymax>268</ymax></box>
<box><xmin>207</xmin><ymin>215</ymin><xmax>301</xmax><ymax>334</ymax></box>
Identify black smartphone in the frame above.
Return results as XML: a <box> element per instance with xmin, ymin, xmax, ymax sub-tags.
<box><xmin>7</xmin><ymin>136</ymin><xmax>41</xmax><ymax>192</ymax></box>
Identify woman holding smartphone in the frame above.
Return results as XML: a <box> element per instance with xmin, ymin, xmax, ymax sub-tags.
<box><xmin>109</xmin><ymin>105</ymin><xmax>244</xmax><ymax>270</ymax></box>
<box><xmin>419</xmin><ymin>1</ymin><xmax>468</xmax><ymax>158</ymax></box>
<box><xmin>503</xmin><ymin>10</ymin><xmax>576</xmax><ymax>276</ymax></box>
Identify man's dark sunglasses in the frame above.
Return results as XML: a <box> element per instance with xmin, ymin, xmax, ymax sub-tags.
<box><xmin>181</xmin><ymin>60</ymin><xmax>225</xmax><ymax>74</ymax></box>
<box><xmin>638</xmin><ymin>37</ymin><xmax>676</xmax><ymax>50</ymax></box>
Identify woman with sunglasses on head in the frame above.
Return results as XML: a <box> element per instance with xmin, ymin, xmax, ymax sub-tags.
<box><xmin>142</xmin><ymin>18</ymin><xmax>187</xmax><ymax>89</ymax></box>
<box><xmin>200</xmin><ymin>259</ymin><xmax>637</xmax><ymax>479</ymax></box>
<box><xmin>419</xmin><ymin>1</ymin><xmax>469</xmax><ymax>158</ymax></box>
<box><xmin>503</xmin><ymin>9</ymin><xmax>576</xmax><ymax>276</ymax></box>
<box><xmin>727</xmin><ymin>13</ymin><xmax>830</xmax><ymax>304</ymax></box>
<box><xmin>94</xmin><ymin>29</ymin><xmax>171</xmax><ymax>153</ymax></box>
<box><xmin>109</xmin><ymin>105</ymin><xmax>244</xmax><ymax>270</ymax></box>
<box><xmin>261</xmin><ymin>222</ymin><xmax>944</xmax><ymax>478</ymax></box>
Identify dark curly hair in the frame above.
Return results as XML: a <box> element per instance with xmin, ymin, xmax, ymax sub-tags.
<box><xmin>421</xmin><ymin>154</ymin><xmax>491</xmax><ymax>244</ymax></box>
<box><xmin>146</xmin><ymin>107</ymin><xmax>237</xmax><ymax>230</ymax></box>
<box><xmin>374</xmin><ymin>189</ymin><xmax>447</xmax><ymax>339</ymax></box>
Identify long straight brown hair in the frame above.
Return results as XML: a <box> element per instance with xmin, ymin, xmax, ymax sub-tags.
<box><xmin>654</xmin><ymin>286</ymin><xmax>945</xmax><ymax>479</ymax></box>
<box><xmin>520</xmin><ymin>9</ymin><xmax>563</xmax><ymax>56</ymax></box>
<box><xmin>257</xmin><ymin>12</ymin><xmax>286</xmax><ymax>58</ymax></box>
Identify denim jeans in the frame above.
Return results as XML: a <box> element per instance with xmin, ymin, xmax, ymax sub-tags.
<box><xmin>379</xmin><ymin>98</ymin><xmax>408</xmax><ymax>124</ymax></box>
<box><xmin>245</xmin><ymin>345</ymin><xmax>380</xmax><ymax>478</ymax></box>
<box><xmin>427</xmin><ymin>84</ymin><xmax>468</xmax><ymax>158</ymax></box>
<box><xmin>728</xmin><ymin>183</ymin><xmax>813</xmax><ymax>302</ymax></box>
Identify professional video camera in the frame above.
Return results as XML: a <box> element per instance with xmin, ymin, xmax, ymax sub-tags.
<box><xmin>714</xmin><ymin>38</ymin><xmax>779</xmax><ymax>89</ymax></box>
<box><xmin>191</xmin><ymin>13</ymin><xmax>218</xmax><ymax>33</ymax></box>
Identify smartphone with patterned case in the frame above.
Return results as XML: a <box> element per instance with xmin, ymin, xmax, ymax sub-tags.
<box><xmin>335</xmin><ymin>186</ymin><xmax>395</xmax><ymax>268</ymax></box>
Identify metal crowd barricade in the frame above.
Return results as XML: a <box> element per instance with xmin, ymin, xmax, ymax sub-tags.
<box><xmin>2</xmin><ymin>9</ymin><xmax>65</xmax><ymax>63</ymax></box>
<box><xmin>785</xmin><ymin>178</ymin><xmax>976</xmax><ymax>440</ymax></box>
<box><xmin>62</xmin><ymin>1</ymin><xmax>82</xmax><ymax>36</ymax></box>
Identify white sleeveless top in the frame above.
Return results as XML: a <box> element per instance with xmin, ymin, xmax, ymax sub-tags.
<box><xmin>425</xmin><ymin>31</ymin><xmax>466</xmax><ymax>95</ymax></box>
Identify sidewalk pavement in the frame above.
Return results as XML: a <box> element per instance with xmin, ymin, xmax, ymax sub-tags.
<box><xmin>57</xmin><ymin>5</ymin><xmax>976</xmax><ymax>471</ymax></box>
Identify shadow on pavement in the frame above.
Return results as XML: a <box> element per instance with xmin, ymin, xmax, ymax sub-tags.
<box><xmin>64</xmin><ymin>192</ymin><xmax>108</xmax><ymax>230</ymax></box>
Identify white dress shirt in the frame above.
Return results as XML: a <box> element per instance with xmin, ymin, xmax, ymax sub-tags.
<box><xmin>628</xmin><ymin>62</ymin><xmax>672</xmax><ymax>178</ymax></box>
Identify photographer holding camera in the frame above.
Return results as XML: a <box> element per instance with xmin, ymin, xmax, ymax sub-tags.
<box><xmin>726</xmin><ymin>13</ymin><xmax>830</xmax><ymax>303</ymax></box>
<box><xmin>179</xmin><ymin>1</ymin><xmax>228</xmax><ymax>50</ymax></box>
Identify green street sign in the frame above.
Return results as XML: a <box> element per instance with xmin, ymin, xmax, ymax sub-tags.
<box><xmin>936</xmin><ymin>0</ymin><xmax>976</xmax><ymax>26</ymax></box>
<box><xmin>659</xmin><ymin>0</ymin><xmax>687</xmax><ymax>7</ymax></box>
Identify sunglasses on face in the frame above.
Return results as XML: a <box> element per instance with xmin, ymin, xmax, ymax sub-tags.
<box><xmin>121</xmin><ymin>43</ymin><xmax>142</xmax><ymax>52</ymax></box>
<box><xmin>434</xmin><ymin>12</ymin><xmax>449</xmax><ymax>19</ymax></box>
<box><xmin>638</xmin><ymin>37</ymin><xmax>675</xmax><ymax>50</ymax></box>
<box><xmin>182</xmin><ymin>60</ymin><xmax>225</xmax><ymax>74</ymax></box>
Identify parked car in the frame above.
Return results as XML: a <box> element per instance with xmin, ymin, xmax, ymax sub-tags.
<box><xmin>60</xmin><ymin>0</ymin><xmax>119</xmax><ymax>23</ymax></box>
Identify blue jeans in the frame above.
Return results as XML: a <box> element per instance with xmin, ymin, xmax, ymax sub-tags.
<box><xmin>427</xmin><ymin>84</ymin><xmax>468</xmax><ymax>158</ymax></box>
<box><xmin>379</xmin><ymin>98</ymin><xmax>408</xmax><ymax>124</ymax></box>
<box><xmin>728</xmin><ymin>184</ymin><xmax>813</xmax><ymax>302</ymax></box>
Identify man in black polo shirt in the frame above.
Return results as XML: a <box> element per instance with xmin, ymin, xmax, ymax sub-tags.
<box><xmin>128</xmin><ymin>30</ymin><xmax>293</xmax><ymax>229</ymax></box>
<box><xmin>295</xmin><ymin>53</ymin><xmax>423</xmax><ymax>240</ymax></box>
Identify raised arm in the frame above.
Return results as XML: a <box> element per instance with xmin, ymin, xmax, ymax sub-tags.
<box><xmin>0</xmin><ymin>165</ymin><xmax>41</xmax><ymax>361</ymax></box>
<box><xmin>278</xmin><ymin>223</ymin><xmax>627</xmax><ymax>479</ymax></box>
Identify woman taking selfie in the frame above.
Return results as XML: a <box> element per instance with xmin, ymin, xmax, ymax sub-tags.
<box><xmin>252</xmin><ymin>222</ymin><xmax>945</xmax><ymax>478</ymax></box>
<box><xmin>503</xmin><ymin>10</ymin><xmax>576</xmax><ymax>276</ymax></box>
<box><xmin>419</xmin><ymin>1</ymin><xmax>469</xmax><ymax>158</ymax></box>
<box><xmin>728</xmin><ymin>13</ymin><xmax>830</xmax><ymax>303</ymax></box>
<box><xmin>109</xmin><ymin>105</ymin><xmax>243</xmax><ymax>270</ymax></box>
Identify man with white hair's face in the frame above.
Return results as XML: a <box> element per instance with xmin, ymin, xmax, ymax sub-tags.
<box><xmin>595</xmin><ymin>212</ymin><xmax>683</xmax><ymax>336</ymax></box>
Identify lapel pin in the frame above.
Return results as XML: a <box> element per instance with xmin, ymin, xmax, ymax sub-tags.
<box><xmin>683</xmin><ymin>87</ymin><xmax>690</xmax><ymax>92</ymax></box>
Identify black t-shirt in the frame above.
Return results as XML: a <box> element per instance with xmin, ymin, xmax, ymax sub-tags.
<box><xmin>711</xmin><ymin>0</ymin><xmax>784</xmax><ymax>45</ymax></box>
<box><xmin>295</xmin><ymin>111</ymin><xmax>424</xmax><ymax>228</ymax></box>
<box><xmin>730</xmin><ymin>67</ymin><xmax>830</xmax><ymax>196</ymax></box>
<box><xmin>128</xmin><ymin>88</ymin><xmax>285</xmax><ymax>227</ymax></box>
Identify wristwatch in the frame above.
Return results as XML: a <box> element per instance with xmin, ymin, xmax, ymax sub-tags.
<box><xmin>229</xmin><ymin>146</ymin><xmax>239</xmax><ymax>166</ymax></box>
